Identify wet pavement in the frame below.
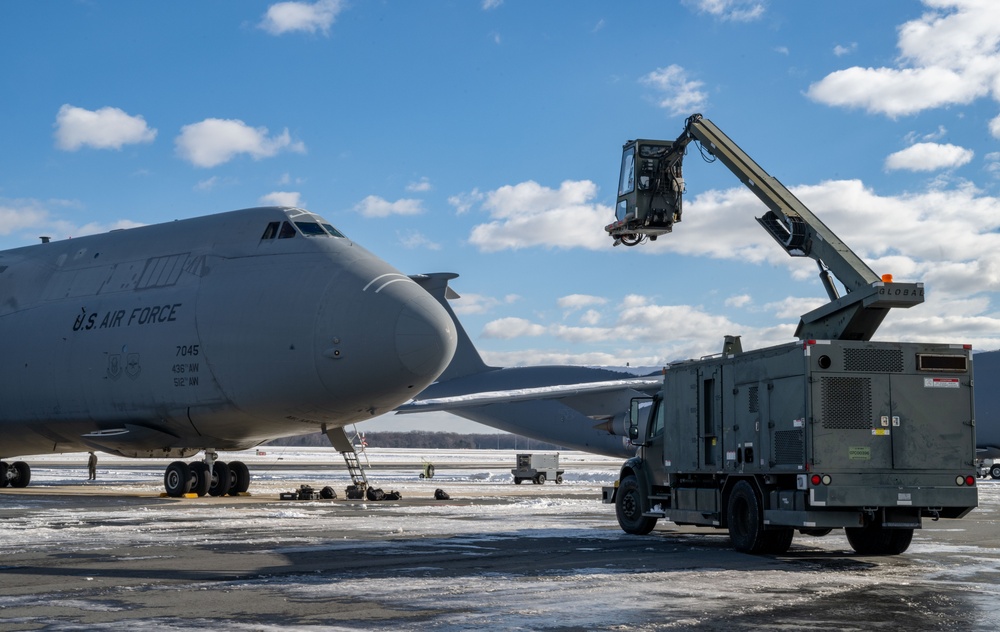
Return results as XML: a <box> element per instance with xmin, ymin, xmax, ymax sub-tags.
<box><xmin>1</xmin><ymin>451</ymin><xmax>998</xmax><ymax>630</ymax></box>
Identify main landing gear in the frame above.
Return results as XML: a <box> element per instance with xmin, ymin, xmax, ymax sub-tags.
<box><xmin>163</xmin><ymin>452</ymin><xmax>251</xmax><ymax>498</ymax></box>
<box><xmin>0</xmin><ymin>460</ymin><xmax>31</xmax><ymax>488</ymax></box>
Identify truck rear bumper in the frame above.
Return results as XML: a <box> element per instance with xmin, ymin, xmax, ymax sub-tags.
<box><xmin>809</xmin><ymin>484</ymin><xmax>977</xmax><ymax>512</ymax></box>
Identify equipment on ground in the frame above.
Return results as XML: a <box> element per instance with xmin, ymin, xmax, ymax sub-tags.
<box><xmin>511</xmin><ymin>453</ymin><xmax>564</xmax><ymax>485</ymax></box>
<box><xmin>602</xmin><ymin>115</ymin><xmax>978</xmax><ymax>555</ymax></box>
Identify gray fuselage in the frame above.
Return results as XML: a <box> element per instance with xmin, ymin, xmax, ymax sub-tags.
<box><xmin>0</xmin><ymin>207</ymin><xmax>456</xmax><ymax>458</ymax></box>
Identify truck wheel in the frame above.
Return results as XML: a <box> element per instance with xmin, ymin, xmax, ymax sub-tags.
<box><xmin>615</xmin><ymin>474</ymin><xmax>656</xmax><ymax>535</ymax></box>
<box><xmin>536</xmin><ymin>473</ymin><xmax>546</xmax><ymax>485</ymax></box>
<box><xmin>845</xmin><ymin>524</ymin><xmax>913</xmax><ymax>555</ymax></box>
<box><xmin>991</xmin><ymin>464</ymin><xmax>1000</xmax><ymax>479</ymax></box>
<box><xmin>555</xmin><ymin>475</ymin><xmax>563</xmax><ymax>484</ymax></box>
<box><xmin>514</xmin><ymin>477</ymin><xmax>522</xmax><ymax>485</ymax></box>
<box><xmin>727</xmin><ymin>480</ymin><xmax>766</xmax><ymax>554</ymax></box>
<box><xmin>760</xmin><ymin>528</ymin><xmax>794</xmax><ymax>554</ymax></box>
<box><xmin>798</xmin><ymin>528</ymin><xmax>832</xmax><ymax>537</ymax></box>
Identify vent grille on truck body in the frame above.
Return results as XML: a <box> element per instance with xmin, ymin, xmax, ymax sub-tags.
<box><xmin>774</xmin><ymin>429</ymin><xmax>805</xmax><ymax>464</ymax></box>
<box><xmin>820</xmin><ymin>377</ymin><xmax>873</xmax><ymax>430</ymax></box>
<box><xmin>843</xmin><ymin>348</ymin><xmax>903</xmax><ymax>373</ymax></box>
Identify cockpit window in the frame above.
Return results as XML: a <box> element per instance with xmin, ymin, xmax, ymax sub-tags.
<box><xmin>295</xmin><ymin>221</ymin><xmax>328</xmax><ymax>237</ymax></box>
<box><xmin>278</xmin><ymin>221</ymin><xmax>297</xmax><ymax>239</ymax></box>
<box><xmin>261</xmin><ymin>222</ymin><xmax>280</xmax><ymax>240</ymax></box>
<box><xmin>322</xmin><ymin>223</ymin><xmax>345</xmax><ymax>238</ymax></box>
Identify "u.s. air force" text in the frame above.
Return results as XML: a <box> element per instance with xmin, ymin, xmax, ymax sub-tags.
<box><xmin>72</xmin><ymin>303</ymin><xmax>182</xmax><ymax>332</ymax></box>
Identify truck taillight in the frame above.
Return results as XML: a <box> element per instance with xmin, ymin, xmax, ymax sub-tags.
<box><xmin>957</xmin><ymin>475</ymin><xmax>976</xmax><ymax>486</ymax></box>
<box><xmin>810</xmin><ymin>474</ymin><xmax>831</xmax><ymax>485</ymax></box>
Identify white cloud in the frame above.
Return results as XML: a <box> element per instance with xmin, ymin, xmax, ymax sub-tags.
<box><xmin>833</xmin><ymin>42</ymin><xmax>857</xmax><ymax>57</ymax></box>
<box><xmin>986</xmin><ymin>152</ymin><xmax>1000</xmax><ymax>177</ymax></box>
<box><xmin>259</xmin><ymin>0</ymin><xmax>344</xmax><ymax>35</ymax></box>
<box><xmin>398</xmin><ymin>229</ymin><xmax>441</xmax><ymax>250</ymax></box>
<box><xmin>671</xmin><ymin>178</ymin><xmax>1000</xmax><ymax>298</ymax></box>
<box><xmin>448</xmin><ymin>189</ymin><xmax>484</xmax><ymax>215</ymax></box>
<box><xmin>354</xmin><ymin>195</ymin><xmax>424</xmax><ymax>218</ymax></box>
<box><xmin>175</xmin><ymin>119</ymin><xmax>305</xmax><ymax>168</ymax></box>
<box><xmin>990</xmin><ymin>114</ymin><xmax>1000</xmax><ymax>139</ymax></box>
<box><xmin>640</xmin><ymin>65</ymin><xmax>708</xmax><ymax>116</ymax></box>
<box><xmin>904</xmin><ymin>126</ymin><xmax>948</xmax><ymax>144</ymax></box>
<box><xmin>451</xmin><ymin>293</ymin><xmax>520</xmax><ymax>316</ymax></box>
<box><xmin>482</xmin><ymin>317</ymin><xmax>547</xmax><ymax>339</ymax></box>
<box><xmin>725</xmin><ymin>294</ymin><xmax>752</xmax><ymax>308</ymax></box>
<box><xmin>580</xmin><ymin>309</ymin><xmax>603</xmax><ymax>326</ymax></box>
<box><xmin>557</xmin><ymin>294</ymin><xmax>608</xmax><ymax>311</ymax></box>
<box><xmin>482</xmin><ymin>0</ymin><xmax>503</xmax><ymax>9</ymax></box>
<box><xmin>0</xmin><ymin>198</ymin><xmax>53</xmax><ymax>235</ymax></box>
<box><xmin>0</xmin><ymin>198</ymin><xmax>144</xmax><ymax>247</ymax></box>
<box><xmin>681</xmin><ymin>0</ymin><xmax>765</xmax><ymax>22</ymax></box>
<box><xmin>259</xmin><ymin>191</ymin><xmax>302</xmax><ymax>207</ymax></box>
<box><xmin>884</xmin><ymin>142</ymin><xmax>974</xmax><ymax>172</ymax></box>
<box><xmin>54</xmin><ymin>105</ymin><xmax>156</xmax><ymax>151</ymax></box>
<box><xmin>467</xmin><ymin>180</ymin><xmax>610</xmax><ymax>251</ymax></box>
<box><xmin>807</xmin><ymin>1</ymin><xmax>1000</xmax><ymax>120</ymax></box>
<box><xmin>406</xmin><ymin>177</ymin><xmax>433</xmax><ymax>193</ymax></box>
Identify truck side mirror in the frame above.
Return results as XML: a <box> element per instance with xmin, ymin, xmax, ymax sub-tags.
<box><xmin>628</xmin><ymin>397</ymin><xmax>653</xmax><ymax>446</ymax></box>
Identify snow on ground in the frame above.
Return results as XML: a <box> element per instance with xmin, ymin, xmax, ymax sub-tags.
<box><xmin>3</xmin><ymin>450</ymin><xmax>1000</xmax><ymax>630</ymax></box>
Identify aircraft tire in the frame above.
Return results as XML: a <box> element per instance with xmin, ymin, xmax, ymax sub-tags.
<box><xmin>190</xmin><ymin>462</ymin><xmax>211</xmax><ymax>497</ymax></box>
<box><xmin>209</xmin><ymin>461</ymin><xmax>231</xmax><ymax>497</ymax></box>
<box><xmin>991</xmin><ymin>464</ymin><xmax>1000</xmax><ymax>480</ymax></box>
<box><xmin>10</xmin><ymin>461</ymin><xmax>31</xmax><ymax>488</ymax></box>
<box><xmin>0</xmin><ymin>461</ymin><xmax>8</xmax><ymax>488</ymax></box>
<box><xmin>164</xmin><ymin>461</ymin><xmax>192</xmax><ymax>497</ymax></box>
<box><xmin>615</xmin><ymin>474</ymin><xmax>657</xmax><ymax>535</ymax></box>
<box><xmin>845</xmin><ymin>524</ymin><xmax>913</xmax><ymax>555</ymax></box>
<box><xmin>536</xmin><ymin>473</ymin><xmax>546</xmax><ymax>485</ymax></box>
<box><xmin>228</xmin><ymin>461</ymin><xmax>250</xmax><ymax>495</ymax></box>
<box><xmin>727</xmin><ymin>480</ymin><xmax>766</xmax><ymax>554</ymax></box>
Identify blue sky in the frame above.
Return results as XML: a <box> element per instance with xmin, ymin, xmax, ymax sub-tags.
<box><xmin>4</xmin><ymin>1</ymin><xmax>1000</xmax><ymax>433</ymax></box>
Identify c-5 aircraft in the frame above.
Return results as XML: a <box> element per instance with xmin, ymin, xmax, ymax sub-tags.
<box><xmin>973</xmin><ymin>350</ymin><xmax>1000</xmax><ymax>464</ymax></box>
<box><xmin>399</xmin><ymin>273</ymin><xmax>661</xmax><ymax>458</ymax></box>
<box><xmin>401</xmin><ymin>274</ymin><xmax>1000</xmax><ymax>468</ymax></box>
<box><xmin>0</xmin><ymin>207</ymin><xmax>456</xmax><ymax>496</ymax></box>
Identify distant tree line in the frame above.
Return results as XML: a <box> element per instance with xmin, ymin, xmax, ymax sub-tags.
<box><xmin>265</xmin><ymin>430</ymin><xmax>564</xmax><ymax>451</ymax></box>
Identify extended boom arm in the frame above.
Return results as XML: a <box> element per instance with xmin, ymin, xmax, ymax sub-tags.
<box><xmin>605</xmin><ymin>114</ymin><xmax>923</xmax><ymax>341</ymax></box>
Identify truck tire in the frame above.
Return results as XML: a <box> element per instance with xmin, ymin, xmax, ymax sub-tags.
<box><xmin>991</xmin><ymin>464</ymin><xmax>1000</xmax><ymax>479</ymax></box>
<box><xmin>536</xmin><ymin>473</ymin><xmax>546</xmax><ymax>485</ymax></box>
<box><xmin>845</xmin><ymin>524</ymin><xmax>913</xmax><ymax>555</ymax></box>
<box><xmin>615</xmin><ymin>474</ymin><xmax>656</xmax><ymax>535</ymax></box>
<box><xmin>760</xmin><ymin>528</ymin><xmax>794</xmax><ymax>554</ymax></box>
<box><xmin>727</xmin><ymin>480</ymin><xmax>767</xmax><ymax>554</ymax></box>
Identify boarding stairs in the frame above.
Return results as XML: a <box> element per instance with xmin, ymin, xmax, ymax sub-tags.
<box><xmin>324</xmin><ymin>423</ymin><xmax>370</xmax><ymax>489</ymax></box>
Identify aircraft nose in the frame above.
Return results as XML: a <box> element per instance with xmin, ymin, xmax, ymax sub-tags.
<box><xmin>395</xmin><ymin>296</ymin><xmax>455</xmax><ymax>380</ymax></box>
<box><xmin>315</xmin><ymin>274</ymin><xmax>456</xmax><ymax>417</ymax></box>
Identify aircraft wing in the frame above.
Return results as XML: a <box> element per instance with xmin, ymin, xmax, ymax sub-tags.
<box><xmin>396</xmin><ymin>377</ymin><xmax>662</xmax><ymax>413</ymax></box>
